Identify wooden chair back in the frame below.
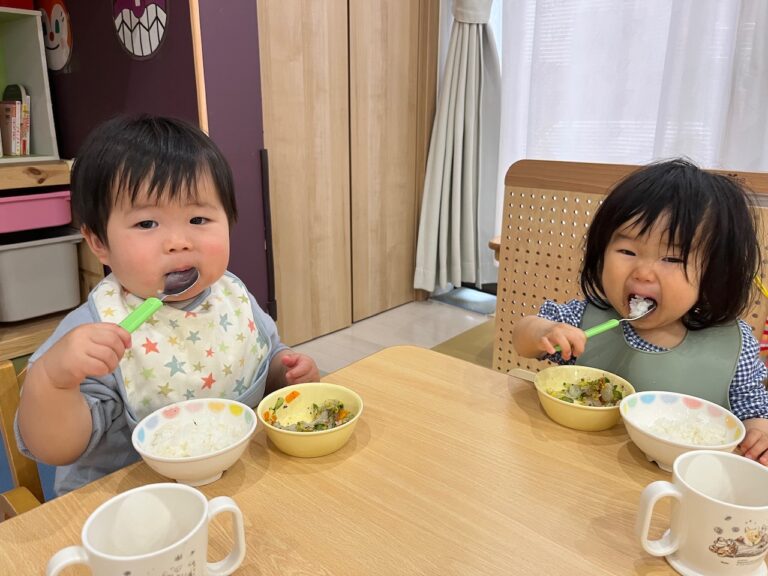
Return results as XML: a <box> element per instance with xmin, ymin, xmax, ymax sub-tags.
<box><xmin>493</xmin><ymin>160</ymin><xmax>768</xmax><ymax>374</ymax></box>
<box><xmin>0</xmin><ymin>361</ymin><xmax>43</xmax><ymax>520</ymax></box>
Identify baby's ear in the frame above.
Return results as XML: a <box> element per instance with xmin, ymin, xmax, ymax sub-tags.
<box><xmin>81</xmin><ymin>226</ymin><xmax>111</xmax><ymax>265</ymax></box>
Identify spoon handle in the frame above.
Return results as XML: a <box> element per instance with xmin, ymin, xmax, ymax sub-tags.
<box><xmin>584</xmin><ymin>318</ymin><xmax>621</xmax><ymax>339</ymax></box>
<box><xmin>552</xmin><ymin>318</ymin><xmax>621</xmax><ymax>353</ymax></box>
<box><xmin>119</xmin><ymin>297</ymin><xmax>163</xmax><ymax>333</ymax></box>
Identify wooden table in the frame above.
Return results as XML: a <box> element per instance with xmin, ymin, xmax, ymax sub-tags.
<box><xmin>0</xmin><ymin>346</ymin><xmax>677</xmax><ymax>575</ymax></box>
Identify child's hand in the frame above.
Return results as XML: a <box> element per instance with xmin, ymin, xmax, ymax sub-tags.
<box><xmin>739</xmin><ymin>420</ymin><xmax>768</xmax><ymax>465</ymax></box>
<box><xmin>37</xmin><ymin>323</ymin><xmax>131</xmax><ymax>390</ymax></box>
<box><xmin>280</xmin><ymin>352</ymin><xmax>320</xmax><ymax>385</ymax></box>
<box><xmin>536</xmin><ymin>322</ymin><xmax>588</xmax><ymax>361</ymax></box>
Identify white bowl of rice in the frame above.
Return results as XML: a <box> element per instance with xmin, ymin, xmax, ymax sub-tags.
<box><xmin>620</xmin><ymin>391</ymin><xmax>745</xmax><ymax>472</ymax></box>
<box><xmin>132</xmin><ymin>398</ymin><xmax>257</xmax><ymax>486</ymax></box>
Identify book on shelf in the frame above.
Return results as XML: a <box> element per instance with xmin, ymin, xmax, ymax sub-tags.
<box><xmin>0</xmin><ymin>100</ymin><xmax>21</xmax><ymax>156</ymax></box>
<box><xmin>0</xmin><ymin>84</ymin><xmax>31</xmax><ymax>157</ymax></box>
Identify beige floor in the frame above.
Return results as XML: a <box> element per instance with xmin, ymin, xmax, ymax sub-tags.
<box><xmin>292</xmin><ymin>300</ymin><xmax>491</xmax><ymax>375</ymax></box>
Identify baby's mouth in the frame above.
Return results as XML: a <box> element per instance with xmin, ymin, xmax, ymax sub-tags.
<box><xmin>163</xmin><ymin>268</ymin><xmax>199</xmax><ymax>296</ymax></box>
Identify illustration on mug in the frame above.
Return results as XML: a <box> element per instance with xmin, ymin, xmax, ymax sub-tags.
<box><xmin>709</xmin><ymin>518</ymin><xmax>768</xmax><ymax>558</ymax></box>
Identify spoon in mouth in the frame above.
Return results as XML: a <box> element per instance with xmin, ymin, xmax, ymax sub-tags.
<box><xmin>119</xmin><ymin>268</ymin><xmax>200</xmax><ymax>333</ymax></box>
<box><xmin>553</xmin><ymin>297</ymin><xmax>656</xmax><ymax>353</ymax></box>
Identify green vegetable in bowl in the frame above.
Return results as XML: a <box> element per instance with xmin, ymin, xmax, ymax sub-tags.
<box><xmin>265</xmin><ymin>399</ymin><xmax>354</xmax><ymax>432</ymax></box>
<box><xmin>547</xmin><ymin>376</ymin><xmax>625</xmax><ymax>407</ymax></box>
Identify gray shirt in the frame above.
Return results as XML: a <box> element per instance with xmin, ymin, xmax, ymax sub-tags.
<box><xmin>15</xmin><ymin>271</ymin><xmax>286</xmax><ymax>496</ymax></box>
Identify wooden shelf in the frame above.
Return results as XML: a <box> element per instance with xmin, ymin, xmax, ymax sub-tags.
<box><xmin>0</xmin><ymin>8</ymin><xmax>60</xmax><ymax>164</ymax></box>
<box><xmin>0</xmin><ymin>160</ymin><xmax>71</xmax><ymax>191</ymax></box>
<box><xmin>0</xmin><ymin>312</ymin><xmax>64</xmax><ymax>362</ymax></box>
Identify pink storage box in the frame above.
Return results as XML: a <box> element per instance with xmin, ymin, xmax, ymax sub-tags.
<box><xmin>0</xmin><ymin>190</ymin><xmax>72</xmax><ymax>234</ymax></box>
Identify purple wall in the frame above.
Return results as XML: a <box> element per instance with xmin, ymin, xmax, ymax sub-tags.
<box><xmin>47</xmin><ymin>1</ymin><xmax>199</xmax><ymax>157</ymax></box>
<box><xmin>197</xmin><ymin>0</ymin><xmax>268</xmax><ymax>307</ymax></box>
<box><xmin>45</xmin><ymin>0</ymin><xmax>269</xmax><ymax>306</ymax></box>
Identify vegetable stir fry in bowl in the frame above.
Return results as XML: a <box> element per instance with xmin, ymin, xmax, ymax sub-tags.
<box><xmin>548</xmin><ymin>375</ymin><xmax>626</xmax><ymax>407</ymax></box>
<box><xmin>533</xmin><ymin>366</ymin><xmax>635</xmax><ymax>431</ymax></box>
<box><xmin>263</xmin><ymin>393</ymin><xmax>354</xmax><ymax>432</ymax></box>
<box><xmin>257</xmin><ymin>382</ymin><xmax>363</xmax><ymax>457</ymax></box>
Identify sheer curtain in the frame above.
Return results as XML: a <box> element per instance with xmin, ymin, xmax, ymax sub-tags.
<box><xmin>494</xmin><ymin>0</ymin><xmax>768</xmax><ymax>232</ymax></box>
<box><xmin>413</xmin><ymin>0</ymin><xmax>501</xmax><ymax>292</ymax></box>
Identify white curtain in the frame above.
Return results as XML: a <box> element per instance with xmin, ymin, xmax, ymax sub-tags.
<box><xmin>413</xmin><ymin>0</ymin><xmax>501</xmax><ymax>292</ymax></box>
<box><xmin>495</xmin><ymin>0</ymin><xmax>768</xmax><ymax>233</ymax></box>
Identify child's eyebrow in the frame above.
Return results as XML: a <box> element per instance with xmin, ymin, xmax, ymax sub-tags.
<box><xmin>125</xmin><ymin>201</ymin><xmax>156</xmax><ymax>211</ymax></box>
<box><xmin>614</xmin><ymin>229</ymin><xmax>683</xmax><ymax>250</ymax></box>
<box><xmin>125</xmin><ymin>200</ymin><xmax>216</xmax><ymax>211</ymax></box>
<box><xmin>613</xmin><ymin>231</ymin><xmax>638</xmax><ymax>241</ymax></box>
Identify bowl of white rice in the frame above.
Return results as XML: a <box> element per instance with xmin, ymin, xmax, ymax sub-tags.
<box><xmin>620</xmin><ymin>391</ymin><xmax>745</xmax><ymax>471</ymax></box>
<box><xmin>132</xmin><ymin>398</ymin><xmax>257</xmax><ymax>486</ymax></box>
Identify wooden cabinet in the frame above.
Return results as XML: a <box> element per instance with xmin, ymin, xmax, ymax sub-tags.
<box><xmin>258</xmin><ymin>0</ymin><xmax>351</xmax><ymax>346</ymax></box>
<box><xmin>258</xmin><ymin>0</ymin><xmax>438</xmax><ymax>345</ymax></box>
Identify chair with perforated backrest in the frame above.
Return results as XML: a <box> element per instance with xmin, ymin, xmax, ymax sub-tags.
<box><xmin>493</xmin><ymin>160</ymin><xmax>768</xmax><ymax>375</ymax></box>
<box><xmin>0</xmin><ymin>360</ymin><xmax>43</xmax><ymax>520</ymax></box>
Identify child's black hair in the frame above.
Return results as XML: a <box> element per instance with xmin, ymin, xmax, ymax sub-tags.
<box><xmin>581</xmin><ymin>158</ymin><xmax>760</xmax><ymax>329</ymax></box>
<box><xmin>71</xmin><ymin>114</ymin><xmax>237</xmax><ymax>244</ymax></box>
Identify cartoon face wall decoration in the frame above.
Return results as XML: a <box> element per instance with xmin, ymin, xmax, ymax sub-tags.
<box><xmin>113</xmin><ymin>0</ymin><xmax>168</xmax><ymax>59</ymax></box>
<box><xmin>38</xmin><ymin>0</ymin><xmax>73</xmax><ymax>71</ymax></box>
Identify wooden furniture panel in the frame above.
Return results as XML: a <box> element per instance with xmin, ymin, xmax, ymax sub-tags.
<box><xmin>0</xmin><ymin>361</ymin><xmax>43</xmax><ymax>518</ymax></box>
<box><xmin>258</xmin><ymin>0</ymin><xmax>352</xmax><ymax>345</ymax></box>
<box><xmin>414</xmin><ymin>1</ymin><xmax>440</xmax><ymax>239</ymax></box>
<box><xmin>350</xmin><ymin>0</ymin><xmax>425</xmax><ymax>321</ymax></box>
<box><xmin>0</xmin><ymin>161</ymin><xmax>69</xmax><ymax>190</ymax></box>
<box><xmin>493</xmin><ymin>160</ymin><xmax>768</xmax><ymax>374</ymax></box>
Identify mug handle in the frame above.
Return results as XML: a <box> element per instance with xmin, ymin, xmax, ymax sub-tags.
<box><xmin>46</xmin><ymin>546</ymin><xmax>89</xmax><ymax>576</ymax></box>
<box><xmin>206</xmin><ymin>496</ymin><xmax>246</xmax><ymax>576</ymax></box>
<box><xmin>637</xmin><ymin>480</ymin><xmax>682</xmax><ymax>557</ymax></box>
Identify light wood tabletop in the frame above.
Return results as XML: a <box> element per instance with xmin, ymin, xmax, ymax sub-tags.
<box><xmin>0</xmin><ymin>345</ymin><xmax>678</xmax><ymax>575</ymax></box>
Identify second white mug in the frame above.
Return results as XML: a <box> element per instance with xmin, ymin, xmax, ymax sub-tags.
<box><xmin>637</xmin><ymin>450</ymin><xmax>768</xmax><ymax>576</ymax></box>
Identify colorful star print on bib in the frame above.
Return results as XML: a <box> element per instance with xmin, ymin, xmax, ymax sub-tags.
<box><xmin>91</xmin><ymin>273</ymin><xmax>270</xmax><ymax>420</ymax></box>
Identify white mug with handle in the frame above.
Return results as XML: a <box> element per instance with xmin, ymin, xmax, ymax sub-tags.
<box><xmin>637</xmin><ymin>450</ymin><xmax>768</xmax><ymax>576</ymax></box>
<box><xmin>46</xmin><ymin>482</ymin><xmax>245</xmax><ymax>576</ymax></box>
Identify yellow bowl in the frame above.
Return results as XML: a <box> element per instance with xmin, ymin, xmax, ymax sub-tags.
<box><xmin>533</xmin><ymin>365</ymin><xmax>635</xmax><ymax>431</ymax></box>
<box><xmin>257</xmin><ymin>382</ymin><xmax>363</xmax><ymax>457</ymax></box>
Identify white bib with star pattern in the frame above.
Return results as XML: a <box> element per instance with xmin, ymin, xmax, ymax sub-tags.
<box><xmin>91</xmin><ymin>273</ymin><xmax>270</xmax><ymax>421</ymax></box>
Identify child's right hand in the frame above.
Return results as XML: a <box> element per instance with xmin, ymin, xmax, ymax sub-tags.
<box><xmin>536</xmin><ymin>322</ymin><xmax>588</xmax><ymax>361</ymax></box>
<box><xmin>37</xmin><ymin>323</ymin><xmax>131</xmax><ymax>390</ymax></box>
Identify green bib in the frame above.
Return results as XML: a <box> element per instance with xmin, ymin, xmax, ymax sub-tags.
<box><xmin>575</xmin><ymin>303</ymin><xmax>741</xmax><ymax>409</ymax></box>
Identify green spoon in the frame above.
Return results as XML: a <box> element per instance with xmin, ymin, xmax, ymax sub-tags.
<box><xmin>119</xmin><ymin>269</ymin><xmax>200</xmax><ymax>333</ymax></box>
<box><xmin>554</xmin><ymin>302</ymin><xmax>656</xmax><ymax>353</ymax></box>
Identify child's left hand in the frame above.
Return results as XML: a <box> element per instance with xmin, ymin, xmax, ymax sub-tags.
<box><xmin>739</xmin><ymin>419</ymin><xmax>768</xmax><ymax>465</ymax></box>
<box><xmin>281</xmin><ymin>352</ymin><xmax>320</xmax><ymax>385</ymax></box>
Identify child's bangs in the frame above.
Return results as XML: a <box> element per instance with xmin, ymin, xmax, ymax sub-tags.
<box><xmin>112</xmin><ymin>159</ymin><xmax>203</xmax><ymax>207</ymax></box>
<box><xmin>618</xmin><ymin>190</ymin><xmax>712</xmax><ymax>267</ymax></box>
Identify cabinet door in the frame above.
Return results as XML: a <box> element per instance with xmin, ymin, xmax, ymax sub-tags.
<box><xmin>350</xmin><ymin>0</ymin><xmax>422</xmax><ymax>321</ymax></box>
<box><xmin>257</xmin><ymin>0</ymin><xmax>351</xmax><ymax>345</ymax></box>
